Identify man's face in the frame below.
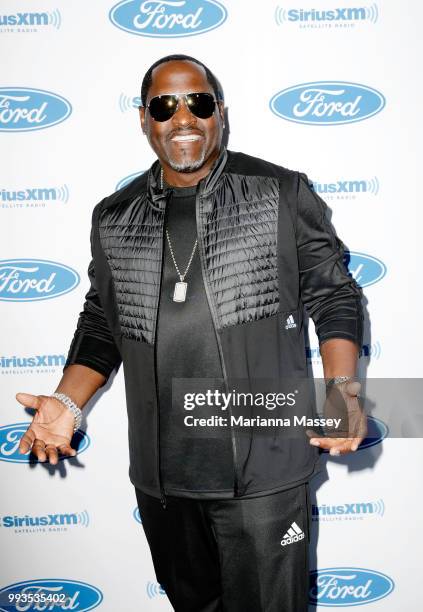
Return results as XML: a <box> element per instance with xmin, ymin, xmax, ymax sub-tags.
<box><xmin>140</xmin><ymin>60</ymin><xmax>224</xmax><ymax>174</ymax></box>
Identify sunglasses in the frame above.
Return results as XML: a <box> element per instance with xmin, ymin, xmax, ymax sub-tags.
<box><xmin>146</xmin><ymin>92</ymin><xmax>217</xmax><ymax>122</ymax></box>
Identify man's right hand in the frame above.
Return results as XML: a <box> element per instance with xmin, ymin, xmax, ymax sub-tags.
<box><xmin>16</xmin><ymin>393</ymin><xmax>77</xmax><ymax>465</ymax></box>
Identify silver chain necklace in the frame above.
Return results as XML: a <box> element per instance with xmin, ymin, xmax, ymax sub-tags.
<box><xmin>161</xmin><ymin>167</ymin><xmax>198</xmax><ymax>303</ymax></box>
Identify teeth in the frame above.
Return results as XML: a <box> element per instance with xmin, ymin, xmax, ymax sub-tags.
<box><xmin>172</xmin><ymin>134</ymin><xmax>201</xmax><ymax>141</ymax></box>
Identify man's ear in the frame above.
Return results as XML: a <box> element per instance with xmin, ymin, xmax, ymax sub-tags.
<box><xmin>139</xmin><ymin>106</ymin><xmax>146</xmax><ymax>133</ymax></box>
<box><xmin>218</xmin><ymin>101</ymin><xmax>225</xmax><ymax>128</ymax></box>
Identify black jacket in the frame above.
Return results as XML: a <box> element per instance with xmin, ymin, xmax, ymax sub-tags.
<box><xmin>65</xmin><ymin>148</ymin><xmax>363</xmax><ymax>501</ymax></box>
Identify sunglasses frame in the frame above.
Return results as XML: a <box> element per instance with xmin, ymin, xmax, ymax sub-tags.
<box><xmin>145</xmin><ymin>92</ymin><xmax>218</xmax><ymax>122</ymax></box>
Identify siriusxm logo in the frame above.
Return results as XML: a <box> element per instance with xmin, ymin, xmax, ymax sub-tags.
<box><xmin>109</xmin><ymin>0</ymin><xmax>227</xmax><ymax>38</ymax></box>
<box><xmin>275</xmin><ymin>4</ymin><xmax>379</xmax><ymax>27</ymax></box>
<box><xmin>345</xmin><ymin>251</ymin><xmax>386</xmax><ymax>288</ymax></box>
<box><xmin>0</xmin><ymin>353</ymin><xmax>66</xmax><ymax>375</ymax></box>
<box><xmin>133</xmin><ymin>507</ymin><xmax>142</xmax><ymax>524</ymax></box>
<box><xmin>0</xmin><ymin>88</ymin><xmax>72</xmax><ymax>132</ymax></box>
<box><xmin>146</xmin><ymin>582</ymin><xmax>166</xmax><ymax>599</ymax></box>
<box><xmin>118</xmin><ymin>93</ymin><xmax>141</xmax><ymax>113</ymax></box>
<box><xmin>307</xmin><ymin>341</ymin><xmax>381</xmax><ymax>363</ymax></box>
<box><xmin>309</xmin><ymin>568</ymin><xmax>394</xmax><ymax>606</ymax></box>
<box><xmin>0</xmin><ymin>185</ymin><xmax>69</xmax><ymax>209</ymax></box>
<box><xmin>0</xmin><ymin>354</ymin><xmax>66</xmax><ymax>369</ymax></box>
<box><xmin>270</xmin><ymin>82</ymin><xmax>385</xmax><ymax>125</ymax></box>
<box><xmin>0</xmin><ymin>259</ymin><xmax>79</xmax><ymax>302</ymax></box>
<box><xmin>311</xmin><ymin>177</ymin><xmax>379</xmax><ymax>198</ymax></box>
<box><xmin>116</xmin><ymin>172</ymin><xmax>144</xmax><ymax>190</ymax></box>
<box><xmin>0</xmin><ymin>423</ymin><xmax>90</xmax><ymax>463</ymax></box>
<box><xmin>1</xmin><ymin>510</ymin><xmax>89</xmax><ymax>533</ymax></box>
<box><xmin>0</xmin><ymin>9</ymin><xmax>62</xmax><ymax>31</ymax></box>
<box><xmin>0</xmin><ymin>579</ymin><xmax>102</xmax><ymax>611</ymax></box>
<box><xmin>312</xmin><ymin>499</ymin><xmax>385</xmax><ymax>522</ymax></box>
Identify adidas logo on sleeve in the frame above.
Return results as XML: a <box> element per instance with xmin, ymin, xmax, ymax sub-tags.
<box><xmin>280</xmin><ymin>521</ymin><xmax>304</xmax><ymax>546</ymax></box>
<box><xmin>284</xmin><ymin>314</ymin><xmax>297</xmax><ymax>329</ymax></box>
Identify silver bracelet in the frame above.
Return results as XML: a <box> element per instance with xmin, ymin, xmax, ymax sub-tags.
<box><xmin>326</xmin><ymin>376</ymin><xmax>353</xmax><ymax>387</ymax></box>
<box><xmin>51</xmin><ymin>392</ymin><xmax>82</xmax><ymax>433</ymax></box>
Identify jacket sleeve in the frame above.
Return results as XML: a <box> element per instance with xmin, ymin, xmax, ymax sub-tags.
<box><xmin>64</xmin><ymin>208</ymin><xmax>122</xmax><ymax>379</ymax></box>
<box><xmin>296</xmin><ymin>172</ymin><xmax>364</xmax><ymax>348</ymax></box>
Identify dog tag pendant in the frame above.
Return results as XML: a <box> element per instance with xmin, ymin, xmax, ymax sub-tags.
<box><xmin>173</xmin><ymin>281</ymin><xmax>187</xmax><ymax>302</ymax></box>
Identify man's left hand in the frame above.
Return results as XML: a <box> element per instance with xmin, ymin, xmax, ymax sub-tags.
<box><xmin>306</xmin><ymin>380</ymin><xmax>367</xmax><ymax>456</ymax></box>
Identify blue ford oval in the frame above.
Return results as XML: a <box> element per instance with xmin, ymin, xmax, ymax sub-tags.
<box><xmin>133</xmin><ymin>506</ymin><xmax>142</xmax><ymax>524</ymax></box>
<box><xmin>0</xmin><ymin>422</ymin><xmax>90</xmax><ymax>463</ymax></box>
<box><xmin>344</xmin><ymin>251</ymin><xmax>386</xmax><ymax>288</ymax></box>
<box><xmin>0</xmin><ymin>579</ymin><xmax>102</xmax><ymax>611</ymax></box>
<box><xmin>0</xmin><ymin>259</ymin><xmax>80</xmax><ymax>302</ymax></box>
<box><xmin>309</xmin><ymin>567</ymin><xmax>394</xmax><ymax>606</ymax></box>
<box><xmin>0</xmin><ymin>88</ymin><xmax>72</xmax><ymax>132</ymax></box>
<box><xmin>270</xmin><ymin>82</ymin><xmax>385</xmax><ymax>125</ymax></box>
<box><xmin>109</xmin><ymin>0</ymin><xmax>227</xmax><ymax>38</ymax></box>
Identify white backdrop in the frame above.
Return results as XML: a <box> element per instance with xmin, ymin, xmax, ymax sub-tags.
<box><xmin>1</xmin><ymin>1</ymin><xmax>422</xmax><ymax>609</ymax></box>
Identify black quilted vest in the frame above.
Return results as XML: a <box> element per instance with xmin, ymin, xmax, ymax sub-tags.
<box><xmin>86</xmin><ymin>148</ymin><xmax>360</xmax><ymax>500</ymax></box>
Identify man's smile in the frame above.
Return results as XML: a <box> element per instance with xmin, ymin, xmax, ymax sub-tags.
<box><xmin>169</xmin><ymin>133</ymin><xmax>204</xmax><ymax>143</ymax></box>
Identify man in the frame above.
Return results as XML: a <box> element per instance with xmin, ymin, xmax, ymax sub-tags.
<box><xmin>17</xmin><ymin>55</ymin><xmax>366</xmax><ymax>611</ymax></box>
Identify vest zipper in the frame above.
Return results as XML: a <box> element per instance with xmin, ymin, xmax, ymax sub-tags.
<box><xmin>152</xmin><ymin>199</ymin><xmax>168</xmax><ymax>510</ymax></box>
<box><xmin>195</xmin><ymin>192</ymin><xmax>240</xmax><ymax>497</ymax></box>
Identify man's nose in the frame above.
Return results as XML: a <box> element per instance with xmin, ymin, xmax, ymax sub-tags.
<box><xmin>171</xmin><ymin>96</ymin><xmax>196</xmax><ymax>127</ymax></box>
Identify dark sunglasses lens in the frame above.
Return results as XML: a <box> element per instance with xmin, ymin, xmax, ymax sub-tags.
<box><xmin>186</xmin><ymin>93</ymin><xmax>215</xmax><ymax>118</ymax></box>
<box><xmin>149</xmin><ymin>95</ymin><xmax>178</xmax><ymax>121</ymax></box>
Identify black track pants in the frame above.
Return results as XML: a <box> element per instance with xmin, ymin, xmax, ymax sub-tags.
<box><xmin>135</xmin><ymin>483</ymin><xmax>311</xmax><ymax>612</ymax></box>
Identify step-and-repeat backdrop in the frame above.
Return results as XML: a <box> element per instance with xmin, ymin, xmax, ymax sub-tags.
<box><xmin>1</xmin><ymin>1</ymin><xmax>422</xmax><ymax>610</ymax></box>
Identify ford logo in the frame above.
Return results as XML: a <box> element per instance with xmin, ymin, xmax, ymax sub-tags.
<box><xmin>359</xmin><ymin>415</ymin><xmax>388</xmax><ymax>450</ymax></box>
<box><xmin>0</xmin><ymin>423</ymin><xmax>90</xmax><ymax>463</ymax></box>
<box><xmin>109</xmin><ymin>0</ymin><xmax>227</xmax><ymax>38</ymax></box>
<box><xmin>270</xmin><ymin>82</ymin><xmax>385</xmax><ymax>125</ymax></box>
<box><xmin>344</xmin><ymin>251</ymin><xmax>386</xmax><ymax>288</ymax></box>
<box><xmin>0</xmin><ymin>259</ymin><xmax>80</xmax><ymax>302</ymax></box>
<box><xmin>0</xmin><ymin>579</ymin><xmax>102</xmax><ymax>611</ymax></box>
<box><xmin>116</xmin><ymin>171</ymin><xmax>144</xmax><ymax>191</ymax></box>
<box><xmin>321</xmin><ymin>416</ymin><xmax>387</xmax><ymax>454</ymax></box>
<box><xmin>0</xmin><ymin>88</ymin><xmax>72</xmax><ymax>132</ymax></box>
<box><xmin>133</xmin><ymin>506</ymin><xmax>142</xmax><ymax>524</ymax></box>
<box><xmin>309</xmin><ymin>567</ymin><xmax>394</xmax><ymax>606</ymax></box>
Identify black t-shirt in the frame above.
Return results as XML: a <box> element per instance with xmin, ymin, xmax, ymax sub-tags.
<box><xmin>156</xmin><ymin>184</ymin><xmax>233</xmax><ymax>494</ymax></box>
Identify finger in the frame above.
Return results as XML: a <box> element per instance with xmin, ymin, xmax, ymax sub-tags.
<box><xmin>308</xmin><ymin>436</ymin><xmax>354</xmax><ymax>455</ymax></box>
<box><xmin>45</xmin><ymin>445</ymin><xmax>59</xmax><ymax>465</ymax></box>
<box><xmin>329</xmin><ymin>441</ymin><xmax>352</xmax><ymax>456</ymax></box>
<box><xmin>345</xmin><ymin>381</ymin><xmax>361</xmax><ymax>396</ymax></box>
<box><xmin>16</xmin><ymin>393</ymin><xmax>42</xmax><ymax>410</ymax></box>
<box><xmin>349</xmin><ymin>436</ymin><xmax>365</xmax><ymax>452</ymax></box>
<box><xmin>306</xmin><ymin>429</ymin><xmax>336</xmax><ymax>446</ymax></box>
<box><xmin>357</xmin><ymin>413</ymin><xmax>368</xmax><ymax>439</ymax></box>
<box><xmin>31</xmin><ymin>439</ymin><xmax>47</xmax><ymax>462</ymax></box>
<box><xmin>346</xmin><ymin>415</ymin><xmax>367</xmax><ymax>443</ymax></box>
<box><xmin>309</xmin><ymin>437</ymin><xmax>343</xmax><ymax>451</ymax></box>
<box><xmin>57</xmin><ymin>444</ymin><xmax>77</xmax><ymax>458</ymax></box>
<box><xmin>19</xmin><ymin>428</ymin><xmax>36</xmax><ymax>454</ymax></box>
<box><xmin>306</xmin><ymin>429</ymin><xmax>322</xmax><ymax>446</ymax></box>
<box><xmin>326</xmin><ymin>438</ymin><xmax>362</xmax><ymax>456</ymax></box>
